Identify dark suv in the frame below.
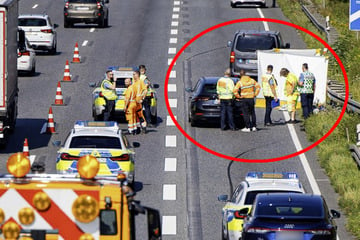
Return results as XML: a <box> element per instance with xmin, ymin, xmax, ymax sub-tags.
<box><xmin>64</xmin><ymin>0</ymin><xmax>109</xmax><ymax>28</ymax></box>
<box><xmin>228</xmin><ymin>30</ymin><xmax>290</xmax><ymax>77</ymax></box>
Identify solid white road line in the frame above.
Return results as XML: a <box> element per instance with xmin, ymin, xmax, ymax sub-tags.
<box><xmin>164</xmin><ymin>158</ymin><xmax>177</xmax><ymax>171</ymax></box>
<box><xmin>257</xmin><ymin>8</ymin><xmax>270</xmax><ymax>31</ymax></box>
<box><xmin>163</xmin><ymin>184</ymin><xmax>177</xmax><ymax>200</ymax></box>
<box><xmin>162</xmin><ymin>216</ymin><xmax>177</xmax><ymax>235</ymax></box>
<box><xmin>169</xmin><ymin>99</ymin><xmax>177</xmax><ymax>108</ymax></box>
<box><xmin>168</xmin><ymin>84</ymin><xmax>177</xmax><ymax>92</ymax></box>
<box><xmin>82</xmin><ymin>40</ymin><xmax>88</xmax><ymax>47</ymax></box>
<box><xmin>165</xmin><ymin>135</ymin><xmax>177</xmax><ymax>147</ymax></box>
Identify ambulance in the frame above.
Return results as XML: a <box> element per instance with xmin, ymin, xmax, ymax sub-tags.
<box><xmin>0</xmin><ymin>153</ymin><xmax>161</xmax><ymax>240</ymax></box>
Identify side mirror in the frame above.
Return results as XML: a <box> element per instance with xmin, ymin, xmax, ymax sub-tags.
<box><xmin>217</xmin><ymin>194</ymin><xmax>228</xmax><ymax>202</ymax></box>
<box><xmin>89</xmin><ymin>82</ymin><xmax>96</xmax><ymax>87</ymax></box>
<box><xmin>153</xmin><ymin>83</ymin><xmax>160</xmax><ymax>89</ymax></box>
<box><xmin>285</xmin><ymin>43</ymin><xmax>290</xmax><ymax>49</ymax></box>
<box><xmin>53</xmin><ymin>23</ymin><xmax>59</xmax><ymax>29</ymax></box>
<box><xmin>132</xmin><ymin>142</ymin><xmax>140</xmax><ymax>148</ymax></box>
<box><xmin>330</xmin><ymin>209</ymin><xmax>341</xmax><ymax>219</ymax></box>
<box><xmin>227</xmin><ymin>40</ymin><xmax>232</xmax><ymax>47</ymax></box>
<box><xmin>185</xmin><ymin>87</ymin><xmax>193</xmax><ymax>93</ymax></box>
<box><xmin>52</xmin><ymin>140</ymin><xmax>61</xmax><ymax>147</ymax></box>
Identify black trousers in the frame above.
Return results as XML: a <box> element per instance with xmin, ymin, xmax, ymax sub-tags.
<box><xmin>264</xmin><ymin>96</ymin><xmax>274</xmax><ymax>124</ymax></box>
<box><xmin>241</xmin><ymin>98</ymin><xmax>256</xmax><ymax>128</ymax></box>
<box><xmin>104</xmin><ymin>100</ymin><xmax>115</xmax><ymax>121</ymax></box>
<box><xmin>300</xmin><ymin>93</ymin><xmax>314</xmax><ymax>119</ymax></box>
<box><xmin>143</xmin><ymin>97</ymin><xmax>151</xmax><ymax>124</ymax></box>
<box><xmin>220</xmin><ymin>99</ymin><xmax>235</xmax><ymax>130</ymax></box>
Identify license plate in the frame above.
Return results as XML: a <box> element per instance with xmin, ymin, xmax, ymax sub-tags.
<box><xmin>76</xmin><ymin>6</ymin><xmax>89</xmax><ymax>10</ymax></box>
<box><xmin>97</xmin><ymin>158</ymin><xmax>107</xmax><ymax>163</ymax></box>
<box><xmin>276</xmin><ymin>231</ymin><xmax>303</xmax><ymax>240</ymax></box>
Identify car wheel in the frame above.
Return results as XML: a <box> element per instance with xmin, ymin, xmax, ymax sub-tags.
<box><xmin>49</xmin><ymin>43</ymin><xmax>56</xmax><ymax>55</ymax></box>
<box><xmin>190</xmin><ymin>116</ymin><xmax>196</xmax><ymax>127</ymax></box>
<box><xmin>221</xmin><ymin>223</ymin><xmax>228</xmax><ymax>240</ymax></box>
<box><xmin>104</xmin><ymin>14</ymin><xmax>109</xmax><ymax>27</ymax></box>
<box><xmin>98</xmin><ymin>18</ymin><xmax>105</xmax><ymax>28</ymax></box>
<box><xmin>64</xmin><ymin>20</ymin><xmax>71</xmax><ymax>28</ymax></box>
<box><xmin>30</xmin><ymin>63</ymin><xmax>35</xmax><ymax>76</ymax></box>
<box><xmin>230</xmin><ymin>2</ymin><xmax>235</xmax><ymax>7</ymax></box>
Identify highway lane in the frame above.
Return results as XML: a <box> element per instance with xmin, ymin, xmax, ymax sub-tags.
<box><xmin>1</xmin><ymin>0</ymin><xmax>188</xmax><ymax>239</ymax></box>
<box><xmin>170</xmin><ymin>0</ymin><xmax>354</xmax><ymax>239</ymax></box>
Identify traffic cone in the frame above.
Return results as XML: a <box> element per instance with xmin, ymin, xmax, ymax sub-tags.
<box><xmin>52</xmin><ymin>81</ymin><xmax>66</xmax><ymax>106</ymax></box>
<box><xmin>71</xmin><ymin>42</ymin><xmax>81</xmax><ymax>63</ymax></box>
<box><xmin>46</xmin><ymin>107</ymin><xmax>56</xmax><ymax>133</ymax></box>
<box><xmin>23</xmin><ymin>138</ymin><xmax>29</xmax><ymax>158</ymax></box>
<box><xmin>62</xmin><ymin>60</ymin><xmax>72</xmax><ymax>81</ymax></box>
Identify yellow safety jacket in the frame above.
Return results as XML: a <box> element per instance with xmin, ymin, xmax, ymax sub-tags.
<box><xmin>262</xmin><ymin>73</ymin><xmax>277</xmax><ymax>97</ymax></box>
<box><xmin>234</xmin><ymin>76</ymin><xmax>260</xmax><ymax>99</ymax></box>
<box><xmin>216</xmin><ymin>77</ymin><xmax>234</xmax><ymax>100</ymax></box>
<box><xmin>284</xmin><ymin>73</ymin><xmax>299</xmax><ymax>97</ymax></box>
<box><xmin>141</xmin><ymin>74</ymin><xmax>153</xmax><ymax>97</ymax></box>
<box><xmin>100</xmin><ymin>79</ymin><xmax>117</xmax><ymax>100</ymax></box>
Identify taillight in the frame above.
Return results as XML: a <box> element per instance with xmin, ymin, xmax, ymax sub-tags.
<box><xmin>110</xmin><ymin>154</ymin><xmax>130</xmax><ymax>161</ymax></box>
<box><xmin>60</xmin><ymin>153</ymin><xmax>80</xmax><ymax>160</ymax></box>
<box><xmin>18</xmin><ymin>52</ymin><xmax>22</xmax><ymax>57</ymax></box>
<box><xmin>230</xmin><ymin>51</ymin><xmax>235</xmax><ymax>63</ymax></box>
<box><xmin>41</xmin><ymin>29</ymin><xmax>53</xmax><ymax>34</ymax></box>
<box><xmin>97</xmin><ymin>2</ymin><xmax>101</xmax><ymax>9</ymax></box>
<box><xmin>65</xmin><ymin>1</ymin><xmax>69</xmax><ymax>8</ymax></box>
<box><xmin>19</xmin><ymin>51</ymin><xmax>30</xmax><ymax>56</ymax></box>
<box><xmin>233</xmin><ymin>210</ymin><xmax>247</xmax><ymax>219</ymax></box>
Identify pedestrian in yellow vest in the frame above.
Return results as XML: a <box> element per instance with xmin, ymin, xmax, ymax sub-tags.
<box><xmin>234</xmin><ymin>69</ymin><xmax>260</xmax><ymax>132</ymax></box>
<box><xmin>124</xmin><ymin>78</ymin><xmax>137</xmax><ymax>135</ymax></box>
<box><xmin>261</xmin><ymin>65</ymin><xmax>278</xmax><ymax>126</ymax></box>
<box><xmin>139</xmin><ymin>65</ymin><xmax>152</xmax><ymax>125</ymax></box>
<box><xmin>100</xmin><ymin>70</ymin><xmax>117</xmax><ymax>121</ymax></box>
<box><xmin>216</xmin><ymin>68</ymin><xmax>236</xmax><ymax>131</ymax></box>
<box><xmin>280</xmin><ymin>68</ymin><xmax>299</xmax><ymax>124</ymax></box>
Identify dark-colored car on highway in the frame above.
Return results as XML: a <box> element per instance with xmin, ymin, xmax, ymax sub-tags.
<box><xmin>227</xmin><ymin>30</ymin><xmax>290</xmax><ymax>77</ymax></box>
<box><xmin>64</xmin><ymin>0</ymin><xmax>109</xmax><ymax>28</ymax></box>
<box><xmin>241</xmin><ymin>193</ymin><xmax>340</xmax><ymax>240</ymax></box>
<box><xmin>187</xmin><ymin>77</ymin><xmax>244</xmax><ymax>128</ymax></box>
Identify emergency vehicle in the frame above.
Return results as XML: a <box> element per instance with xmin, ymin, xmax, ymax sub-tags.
<box><xmin>0</xmin><ymin>153</ymin><xmax>161</xmax><ymax>240</ymax></box>
<box><xmin>218</xmin><ymin>172</ymin><xmax>305</xmax><ymax>240</ymax></box>
<box><xmin>56</xmin><ymin>121</ymin><xmax>136</xmax><ymax>185</ymax></box>
<box><xmin>92</xmin><ymin>67</ymin><xmax>158</xmax><ymax>123</ymax></box>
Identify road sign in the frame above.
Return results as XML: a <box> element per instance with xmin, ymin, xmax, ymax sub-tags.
<box><xmin>350</xmin><ymin>0</ymin><xmax>360</xmax><ymax>30</ymax></box>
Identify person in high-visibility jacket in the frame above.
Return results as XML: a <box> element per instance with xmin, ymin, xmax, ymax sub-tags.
<box><xmin>216</xmin><ymin>68</ymin><xmax>236</xmax><ymax>131</ymax></box>
<box><xmin>101</xmin><ymin>70</ymin><xmax>117</xmax><ymax>121</ymax></box>
<box><xmin>261</xmin><ymin>65</ymin><xmax>278</xmax><ymax>126</ymax></box>
<box><xmin>298</xmin><ymin>63</ymin><xmax>316</xmax><ymax>119</ymax></box>
<box><xmin>132</xmin><ymin>70</ymin><xmax>147</xmax><ymax>133</ymax></box>
<box><xmin>280</xmin><ymin>67</ymin><xmax>299</xmax><ymax>124</ymax></box>
<box><xmin>124</xmin><ymin>78</ymin><xmax>138</xmax><ymax>134</ymax></box>
<box><xmin>234</xmin><ymin>69</ymin><xmax>260</xmax><ymax>132</ymax></box>
<box><xmin>139</xmin><ymin>65</ymin><xmax>152</xmax><ymax>125</ymax></box>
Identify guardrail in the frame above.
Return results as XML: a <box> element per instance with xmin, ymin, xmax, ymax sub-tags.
<box><xmin>302</xmin><ymin>3</ymin><xmax>360</xmax><ymax>168</ymax></box>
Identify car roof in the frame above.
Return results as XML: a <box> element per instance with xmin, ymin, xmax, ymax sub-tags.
<box><xmin>234</xmin><ymin>29</ymin><xmax>279</xmax><ymax>35</ymax></box>
<box><xmin>246</xmin><ymin>181</ymin><xmax>304</xmax><ymax>192</ymax></box>
<box><xmin>70</xmin><ymin>121</ymin><xmax>122</xmax><ymax>138</ymax></box>
<box><xmin>19</xmin><ymin>14</ymin><xmax>49</xmax><ymax>19</ymax></box>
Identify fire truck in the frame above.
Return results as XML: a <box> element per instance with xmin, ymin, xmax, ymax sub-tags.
<box><xmin>0</xmin><ymin>153</ymin><xmax>161</xmax><ymax>240</ymax></box>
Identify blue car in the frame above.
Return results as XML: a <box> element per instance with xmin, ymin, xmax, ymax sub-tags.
<box><xmin>242</xmin><ymin>193</ymin><xmax>340</xmax><ymax>240</ymax></box>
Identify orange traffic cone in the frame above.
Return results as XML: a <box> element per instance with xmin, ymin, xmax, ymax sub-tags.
<box><xmin>23</xmin><ymin>138</ymin><xmax>29</xmax><ymax>158</ymax></box>
<box><xmin>52</xmin><ymin>81</ymin><xmax>66</xmax><ymax>106</ymax></box>
<box><xmin>62</xmin><ymin>60</ymin><xmax>72</xmax><ymax>81</ymax></box>
<box><xmin>72</xmin><ymin>42</ymin><xmax>81</xmax><ymax>63</ymax></box>
<box><xmin>46</xmin><ymin>107</ymin><xmax>56</xmax><ymax>133</ymax></box>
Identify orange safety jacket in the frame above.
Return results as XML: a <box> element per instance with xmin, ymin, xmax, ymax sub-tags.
<box><xmin>233</xmin><ymin>76</ymin><xmax>260</xmax><ymax>99</ymax></box>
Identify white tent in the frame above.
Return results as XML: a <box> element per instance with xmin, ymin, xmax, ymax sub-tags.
<box><xmin>257</xmin><ymin>49</ymin><xmax>328</xmax><ymax>105</ymax></box>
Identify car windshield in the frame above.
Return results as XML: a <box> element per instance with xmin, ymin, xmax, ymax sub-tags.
<box><xmin>245</xmin><ymin>191</ymin><xmax>302</xmax><ymax>205</ymax></box>
<box><xmin>256</xmin><ymin>202</ymin><xmax>324</xmax><ymax>218</ymax></box>
<box><xmin>235</xmin><ymin>34</ymin><xmax>276</xmax><ymax>52</ymax></box>
<box><xmin>70</xmin><ymin>136</ymin><xmax>122</xmax><ymax>149</ymax></box>
<box><xmin>19</xmin><ymin>18</ymin><xmax>47</xmax><ymax>27</ymax></box>
<box><xmin>69</xmin><ymin>0</ymin><xmax>98</xmax><ymax>2</ymax></box>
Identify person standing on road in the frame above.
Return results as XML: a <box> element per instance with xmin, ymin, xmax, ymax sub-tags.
<box><xmin>139</xmin><ymin>65</ymin><xmax>152</xmax><ymax>126</ymax></box>
<box><xmin>234</xmin><ymin>69</ymin><xmax>260</xmax><ymax>132</ymax></box>
<box><xmin>298</xmin><ymin>63</ymin><xmax>316</xmax><ymax>119</ymax></box>
<box><xmin>124</xmin><ymin>78</ymin><xmax>137</xmax><ymax>135</ymax></box>
<box><xmin>101</xmin><ymin>70</ymin><xmax>117</xmax><ymax>121</ymax></box>
<box><xmin>261</xmin><ymin>65</ymin><xmax>278</xmax><ymax>126</ymax></box>
<box><xmin>216</xmin><ymin>68</ymin><xmax>236</xmax><ymax>131</ymax></box>
<box><xmin>132</xmin><ymin>70</ymin><xmax>147</xmax><ymax>133</ymax></box>
<box><xmin>280</xmin><ymin>68</ymin><xmax>299</xmax><ymax>124</ymax></box>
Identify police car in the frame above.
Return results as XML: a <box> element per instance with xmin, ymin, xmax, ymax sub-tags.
<box><xmin>241</xmin><ymin>193</ymin><xmax>340</xmax><ymax>240</ymax></box>
<box><xmin>218</xmin><ymin>172</ymin><xmax>305</xmax><ymax>240</ymax></box>
<box><xmin>56</xmin><ymin>121</ymin><xmax>136</xmax><ymax>185</ymax></box>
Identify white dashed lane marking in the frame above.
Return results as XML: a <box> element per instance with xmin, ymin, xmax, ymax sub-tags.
<box><xmin>171</xmin><ymin>29</ymin><xmax>178</xmax><ymax>35</ymax></box>
<box><xmin>32</xmin><ymin>4</ymin><xmax>38</xmax><ymax>9</ymax></box>
<box><xmin>89</xmin><ymin>28</ymin><xmax>95</xmax><ymax>32</ymax></box>
<box><xmin>163</xmin><ymin>184</ymin><xmax>177</xmax><ymax>200</ymax></box>
<box><xmin>82</xmin><ymin>40</ymin><xmax>88</xmax><ymax>47</ymax></box>
<box><xmin>170</xmin><ymin>70</ymin><xmax>176</xmax><ymax>78</ymax></box>
<box><xmin>172</xmin><ymin>14</ymin><xmax>179</xmax><ymax>19</ymax></box>
<box><xmin>173</xmin><ymin>7</ymin><xmax>180</xmax><ymax>12</ymax></box>
<box><xmin>162</xmin><ymin>216</ymin><xmax>177</xmax><ymax>235</ymax></box>
<box><xmin>168</xmin><ymin>58</ymin><xmax>176</xmax><ymax>65</ymax></box>
<box><xmin>174</xmin><ymin>1</ymin><xmax>180</xmax><ymax>5</ymax></box>
<box><xmin>171</xmin><ymin>21</ymin><xmax>179</xmax><ymax>27</ymax></box>
<box><xmin>168</xmin><ymin>84</ymin><xmax>177</xmax><ymax>92</ymax></box>
<box><xmin>168</xmin><ymin>48</ymin><xmax>177</xmax><ymax>54</ymax></box>
<box><xmin>165</xmin><ymin>135</ymin><xmax>177</xmax><ymax>147</ymax></box>
<box><xmin>170</xmin><ymin>38</ymin><xmax>178</xmax><ymax>44</ymax></box>
<box><xmin>164</xmin><ymin>158</ymin><xmax>177</xmax><ymax>171</ymax></box>
<box><xmin>168</xmin><ymin>99</ymin><xmax>177</xmax><ymax>108</ymax></box>
<box><xmin>166</xmin><ymin>115</ymin><xmax>177</xmax><ymax>126</ymax></box>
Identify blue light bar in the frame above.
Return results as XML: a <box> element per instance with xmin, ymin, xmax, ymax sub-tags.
<box><xmin>74</xmin><ymin>121</ymin><xmax>118</xmax><ymax>128</ymax></box>
<box><xmin>246</xmin><ymin>171</ymin><xmax>299</xmax><ymax>180</ymax></box>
